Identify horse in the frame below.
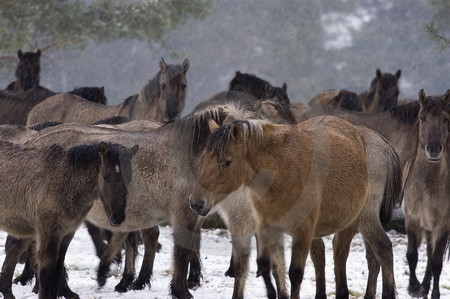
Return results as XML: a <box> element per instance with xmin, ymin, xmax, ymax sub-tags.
<box><xmin>229</xmin><ymin>71</ymin><xmax>291</xmax><ymax>105</ymax></box>
<box><xmin>403</xmin><ymin>89</ymin><xmax>450</xmax><ymax>299</ymax></box>
<box><xmin>20</xmin><ymin>111</ymin><xmax>227</xmax><ymax>298</ymax></box>
<box><xmin>189</xmin><ymin>116</ymin><xmax>396</xmax><ymax>299</ymax></box>
<box><xmin>0</xmin><ymin>141</ymin><xmax>138</xmax><ymax>299</ymax></box>
<box><xmin>0</xmin><ymin>86</ymin><xmax>109</xmax><ymax>125</ymax></box>
<box><xmin>4</xmin><ymin>49</ymin><xmax>41</xmax><ymax>92</ymax></box>
<box><xmin>26</xmin><ymin>57</ymin><xmax>189</xmax><ymax>126</ymax></box>
<box><xmin>308</xmin><ymin>69</ymin><xmax>401</xmax><ymax>113</ymax></box>
<box><xmin>359</xmin><ymin>68</ymin><xmax>402</xmax><ymax>113</ymax></box>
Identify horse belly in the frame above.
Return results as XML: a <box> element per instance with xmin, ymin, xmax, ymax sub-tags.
<box><xmin>0</xmin><ymin>216</ymin><xmax>35</xmax><ymax>238</ymax></box>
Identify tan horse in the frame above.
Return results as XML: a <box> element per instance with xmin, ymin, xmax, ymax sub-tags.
<box><xmin>403</xmin><ymin>89</ymin><xmax>450</xmax><ymax>299</ymax></box>
<box><xmin>189</xmin><ymin>116</ymin><xmax>396</xmax><ymax>299</ymax></box>
<box><xmin>26</xmin><ymin>58</ymin><xmax>189</xmax><ymax>125</ymax></box>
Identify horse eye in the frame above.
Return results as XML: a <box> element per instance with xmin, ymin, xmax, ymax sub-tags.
<box><xmin>161</xmin><ymin>84</ymin><xmax>167</xmax><ymax>90</ymax></box>
<box><xmin>181</xmin><ymin>84</ymin><xmax>187</xmax><ymax>91</ymax></box>
<box><xmin>225</xmin><ymin>160</ymin><xmax>232</xmax><ymax>166</ymax></box>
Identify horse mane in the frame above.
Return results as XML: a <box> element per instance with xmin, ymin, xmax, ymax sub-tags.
<box><xmin>257</xmin><ymin>100</ymin><xmax>297</xmax><ymax>124</ymax></box>
<box><xmin>389</xmin><ymin>101</ymin><xmax>420</xmax><ymax>125</ymax></box>
<box><xmin>265</xmin><ymin>86</ymin><xmax>291</xmax><ymax>105</ymax></box>
<box><xmin>28</xmin><ymin>121</ymin><xmax>63</xmax><ymax>131</ymax></box>
<box><xmin>229</xmin><ymin>71</ymin><xmax>272</xmax><ymax>96</ymax></box>
<box><xmin>68</xmin><ymin>86</ymin><xmax>107</xmax><ymax>105</ymax></box>
<box><xmin>206</xmin><ymin>120</ymin><xmax>265</xmax><ymax>161</ymax></box>
<box><xmin>92</xmin><ymin>116</ymin><xmax>131</xmax><ymax>125</ymax></box>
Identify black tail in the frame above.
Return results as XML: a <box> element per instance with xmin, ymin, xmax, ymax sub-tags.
<box><xmin>379</xmin><ymin>144</ymin><xmax>403</xmax><ymax>225</ymax></box>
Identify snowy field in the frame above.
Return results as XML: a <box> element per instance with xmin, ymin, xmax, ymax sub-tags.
<box><xmin>1</xmin><ymin>225</ymin><xmax>450</xmax><ymax>299</ymax></box>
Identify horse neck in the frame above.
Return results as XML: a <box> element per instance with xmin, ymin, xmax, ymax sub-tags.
<box><xmin>129</xmin><ymin>76</ymin><xmax>162</xmax><ymax>121</ymax></box>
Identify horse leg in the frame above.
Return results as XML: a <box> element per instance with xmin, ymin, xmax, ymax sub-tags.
<box><xmin>429</xmin><ymin>231</ymin><xmax>449</xmax><ymax>299</ymax></box>
<box><xmin>289</xmin><ymin>232</ymin><xmax>313</xmax><ymax>299</ymax></box>
<box><xmin>115</xmin><ymin>232</ymin><xmax>138</xmax><ymax>292</ymax></box>
<box><xmin>0</xmin><ymin>237</ymin><xmax>32</xmax><ymax>299</ymax></box>
<box><xmin>170</xmin><ymin>218</ymin><xmax>201</xmax><ymax>299</ymax></box>
<box><xmin>132</xmin><ymin>227</ymin><xmax>160</xmax><ymax>290</ymax></box>
<box><xmin>405</xmin><ymin>222</ymin><xmax>424</xmax><ymax>297</ymax></box>
<box><xmin>97</xmin><ymin>231</ymin><xmax>128</xmax><ymax>288</ymax></box>
<box><xmin>55</xmin><ymin>232</ymin><xmax>79</xmax><ymax>299</ymax></box>
<box><xmin>85</xmin><ymin>221</ymin><xmax>108</xmax><ymax>258</ymax></box>
<box><xmin>187</xmin><ymin>224</ymin><xmax>203</xmax><ymax>289</ymax></box>
<box><xmin>257</xmin><ymin>227</ymin><xmax>288</xmax><ymax>299</ymax></box>
<box><xmin>358</xmin><ymin>216</ymin><xmax>395</xmax><ymax>299</ymax></box>
<box><xmin>363</xmin><ymin>239</ymin><xmax>380</xmax><ymax>299</ymax></box>
<box><xmin>309</xmin><ymin>239</ymin><xmax>326</xmax><ymax>299</ymax></box>
<box><xmin>11</xmin><ymin>240</ymin><xmax>36</xmax><ymax>286</ymax></box>
<box><xmin>333</xmin><ymin>222</ymin><xmax>358</xmax><ymax>299</ymax></box>
<box><xmin>420</xmin><ymin>231</ymin><xmax>433</xmax><ymax>296</ymax></box>
<box><xmin>37</xmin><ymin>231</ymin><xmax>62</xmax><ymax>299</ymax></box>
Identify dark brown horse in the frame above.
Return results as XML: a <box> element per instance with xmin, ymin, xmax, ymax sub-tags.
<box><xmin>403</xmin><ymin>89</ymin><xmax>450</xmax><ymax>299</ymax></box>
<box><xmin>0</xmin><ymin>141</ymin><xmax>138</xmax><ymax>299</ymax></box>
<box><xmin>229</xmin><ymin>71</ymin><xmax>291</xmax><ymax>105</ymax></box>
<box><xmin>309</xmin><ymin>69</ymin><xmax>401</xmax><ymax>113</ymax></box>
<box><xmin>5</xmin><ymin>49</ymin><xmax>41</xmax><ymax>92</ymax></box>
<box><xmin>359</xmin><ymin>68</ymin><xmax>402</xmax><ymax>113</ymax></box>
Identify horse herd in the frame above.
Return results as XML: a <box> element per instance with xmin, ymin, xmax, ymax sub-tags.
<box><xmin>0</xmin><ymin>48</ymin><xmax>448</xmax><ymax>299</ymax></box>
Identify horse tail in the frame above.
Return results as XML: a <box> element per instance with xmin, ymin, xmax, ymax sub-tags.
<box><xmin>379</xmin><ymin>144</ymin><xmax>403</xmax><ymax>225</ymax></box>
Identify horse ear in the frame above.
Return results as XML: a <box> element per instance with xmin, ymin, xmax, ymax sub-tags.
<box><xmin>99</xmin><ymin>142</ymin><xmax>108</xmax><ymax>156</ymax></box>
<box><xmin>395</xmin><ymin>69</ymin><xmax>401</xmax><ymax>79</ymax></box>
<box><xmin>36</xmin><ymin>49</ymin><xmax>41</xmax><ymax>57</ymax></box>
<box><xmin>282</xmin><ymin>83</ymin><xmax>287</xmax><ymax>92</ymax></box>
<box><xmin>17</xmin><ymin>50</ymin><xmax>23</xmax><ymax>59</ymax></box>
<box><xmin>236</xmin><ymin>71</ymin><xmax>242</xmax><ymax>78</ymax></box>
<box><xmin>159</xmin><ymin>58</ymin><xmax>167</xmax><ymax>71</ymax></box>
<box><xmin>418</xmin><ymin>89</ymin><xmax>427</xmax><ymax>106</ymax></box>
<box><xmin>129</xmin><ymin>145</ymin><xmax>139</xmax><ymax>157</ymax></box>
<box><xmin>100</xmin><ymin>86</ymin><xmax>105</xmax><ymax>93</ymax></box>
<box><xmin>443</xmin><ymin>90</ymin><xmax>450</xmax><ymax>106</ymax></box>
<box><xmin>376</xmin><ymin>69</ymin><xmax>382</xmax><ymax>80</ymax></box>
<box><xmin>182</xmin><ymin>59</ymin><xmax>190</xmax><ymax>73</ymax></box>
<box><xmin>208</xmin><ymin>118</ymin><xmax>219</xmax><ymax>132</ymax></box>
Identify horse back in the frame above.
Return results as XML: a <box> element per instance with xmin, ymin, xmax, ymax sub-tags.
<box><xmin>27</xmin><ymin>93</ymin><xmax>120</xmax><ymax>126</ymax></box>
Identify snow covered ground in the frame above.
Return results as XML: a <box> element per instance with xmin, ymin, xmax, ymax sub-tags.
<box><xmin>1</xmin><ymin>225</ymin><xmax>449</xmax><ymax>299</ymax></box>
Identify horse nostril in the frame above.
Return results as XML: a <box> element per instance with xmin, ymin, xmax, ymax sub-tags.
<box><xmin>440</xmin><ymin>145</ymin><xmax>444</xmax><ymax>152</ymax></box>
<box><xmin>426</xmin><ymin>145</ymin><xmax>431</xmax><ymax>153</ymax></box>
<box><xmin>190</xmin><ymin>199</ymin><xmax>205</xmax><ymax>212</ymax></box>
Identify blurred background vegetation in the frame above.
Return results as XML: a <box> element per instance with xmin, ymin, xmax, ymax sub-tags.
<box><xmin>0</xmin><ymin>0</ymin><xmax>449</xmax><ymax>113</ymax></box>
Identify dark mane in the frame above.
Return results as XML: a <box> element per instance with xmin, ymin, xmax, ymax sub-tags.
<box><xmin>335</xmin><ymin>90</ymin><xmax>362</xmax><ymax>112</ymax></box>
<box><xmin>28</xmin><ymin>121</ymin><xmax>63</xmax><ymax>131</ymax></box>
<box><xmin>92</xmin><ymin>116</ymin><xmax>130</xmax><ymax>125</ymax></box>
<box><xmin>390</xmin><ymin>101</ymin><xmax>420</xmax><ymax>125</ymax></box>
<box><xmin>175</xmin><ymin>107</ymin><xmax>228</xmax><ymax>155</ymax></box>
<box><xmin>229</xmin><ymin>71</ymin><xmax>272</xmax><ymax>98</ymax></box>
<box><xmin>68</xmin><ymin>86</ymin><xmax>107</xmax><ymax>105</ymax></box>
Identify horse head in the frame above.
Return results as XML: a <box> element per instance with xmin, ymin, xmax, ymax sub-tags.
<box><xmin>97</xmin><ymin>142</ymin><xmax>139</xmax><ymax>226</ymax></box>
<box><xmin>159</xmin><ymin>58</ymin><xmax>189</xmax><ymax>122</ymax></box>
<box><xmin>16</xmin><ymin>49</ymin><xmax>41</xmax><ymax>91</ymax></box>
<box><xmin>418</xmin><ymin>89</ymin><xmax>450</xmax><ymax>162</ymax></box>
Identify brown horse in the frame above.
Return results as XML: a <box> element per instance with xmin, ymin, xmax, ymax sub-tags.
<box><xmin>4</xmin><ymin>49</ymin><xmax>41</xmax><ymax>92</ymax></box>
<box><xmin>26</xmin><ymin>58</ymin><xmax>189</xmax><ymax>125</ymax></box>
<box><xmin>308</xmin><ymin>89</ymin><xmax>362</xmax><ymax>112</ymax></box>
<box><xmin>0</xmin><ymin>141</ymin><xmax>138</xmax><ymax>299</ymax></box>
<box><xmin>189</xmin><ymin>116</ymin><xmax>396</xmax><ymax>298</ymax></box>
<box><xmin>403</xmin><ymin>89</ymin><xmax>450</xmax><ymax>299</ymax></box>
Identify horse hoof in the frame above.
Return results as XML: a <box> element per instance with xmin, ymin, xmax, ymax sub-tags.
<box><xmin>224</xmin><ymin>268</ymin><xmax>235</xmax><ymax>278</ymax></box>
<box><xmin>170</xmin><ymin>289</ymin><xmax>193</xmax><ymax>299</ymax></box>
<box><xmin>131</xmin><ymin>280</ymin><xmax>149</xmax><ymax>291</ymax></box>
<box><xmin>408</xmin><ymin>285</ymin><xmax>426</xmax><ymax>298</ymax></box>
<box><xmin>187</xmin><ymin>278</ymin><xmax>201</xmax><ymax>290</ymax></box>
<box><xmin>13</xmin><ymin>274</ymin><xmax>33</xmax><ymax>286</ymax></box>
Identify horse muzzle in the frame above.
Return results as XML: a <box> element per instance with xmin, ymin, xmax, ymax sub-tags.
<box><xmin>425</xmin><ymin>144</ymin><xmax>444</xmax><ymax>163</ymax></box>
<box><xmin>109</xmin><ymin>213</ymin><xmax>126</xmax><ymax>227</ymax></box>
<box><xmin>189</xmin><ymin>195</ymin><xmax>211</xmax><ymax>216</ymax></box>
